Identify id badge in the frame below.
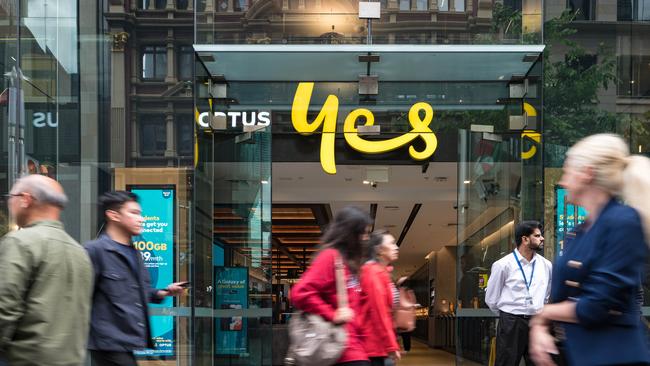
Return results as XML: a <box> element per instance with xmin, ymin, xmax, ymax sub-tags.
<box><xmin>525</xmin><ymin>296</ymin><xmax>533</xmax><ymax>306</ymax></box>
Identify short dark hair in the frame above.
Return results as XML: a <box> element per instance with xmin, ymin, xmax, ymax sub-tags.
<box><xmin>99</xmin><ymin>191</ymin><xmax>139</xmax><ymax>215</ymax></box>
<box><xmin>515</xmin><ymin>221</ymin><xmax>542</xmax><ymax>246</ymax></box>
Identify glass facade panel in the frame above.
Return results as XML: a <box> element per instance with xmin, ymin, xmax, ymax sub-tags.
<box><xmin>195</xmin><ymin>0</ymin><xmax>542</xmax><ymax>45</ymax></box>
<box><xmin>4</xmin><ymin>0</ymin><xmax>648</xmax><ymax>363</ymax></box>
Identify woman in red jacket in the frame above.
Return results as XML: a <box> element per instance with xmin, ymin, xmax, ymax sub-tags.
<box><xmin>361</xmin><ymin>230</ymin><xmax>401</xmax><ymax>366</ymax></box>
<box><xmin>291</xmin><ymin>206</ymin><xmax>373</xmax><ymax>366</ymax></box>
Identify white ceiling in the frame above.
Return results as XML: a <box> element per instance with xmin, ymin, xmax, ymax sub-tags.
<box><xmin>273</xmin><ymin>162</ymin><xmax>458</xmax><ymax>277</ymax></box>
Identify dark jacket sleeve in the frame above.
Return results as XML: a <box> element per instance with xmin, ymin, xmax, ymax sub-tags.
<box><xmin>575</xmin><ymin>210</ymin><xmax>647</xmax><ymax>327</ymax></box>
<box><xmin>84</xmin><ymin>242</ymin><xmax>101</xmax><ymax>286</ymax></box>
<box><xmin>291</xmin><ymin>250</ymin><xmax>337</xmax><ymax>321</ymax></box>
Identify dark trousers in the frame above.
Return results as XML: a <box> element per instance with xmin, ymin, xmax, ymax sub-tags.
<box><xmin>495</xmin><ymin>312</ymin><xmax>534</xmax><ymax>366</ymax></box>
<box><xmin>90</xmin><ymin>350</ymin><xmax>137</xmax><ymax>366</ymax></box>
<box><xmin>401</xmin><ymin>331</ymin><xmax>412</xmax><ymax>351</ymax></box>
<box><xmin>336</xmin><ymin>362</ymin><xmax>371</xmax><ymax>366</ymax></box>
<box><xmin>370</xmin><ymin>357</ymin><xmax>387</xmax><ymax>366</ymax></box>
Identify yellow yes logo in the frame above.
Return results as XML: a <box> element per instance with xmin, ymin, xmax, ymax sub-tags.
<box><xmin>291</xmin><ymin>82</ymin><xmax>438</xmax><ymax>174</ymax></box>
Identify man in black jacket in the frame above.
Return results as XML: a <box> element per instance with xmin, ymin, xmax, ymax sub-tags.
<box><xmin>85</xmin><ymin>191</ymin><xmax>186</xmax><ymax>366</ymax></box>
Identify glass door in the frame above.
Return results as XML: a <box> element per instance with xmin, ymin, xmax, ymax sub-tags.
<box><xmin>193</xmin><ymin>108</ymin><xmax>272</xmax><ymax>365</ymax></box>
<box><xmin>455</xmin><ymin>129</ymin><xmax>535</xmax><ymax>364</ymax></box>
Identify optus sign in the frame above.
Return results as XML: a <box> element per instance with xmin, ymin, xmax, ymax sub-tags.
<box><xmin>197</xmin><ymin>111</ymin><xmax>271</xmax><ymax>128</ymax></box>
<box><xmin>292</xmin><ymin>82</ymin><xmax>438</xmax><ymax>175</ymax></box>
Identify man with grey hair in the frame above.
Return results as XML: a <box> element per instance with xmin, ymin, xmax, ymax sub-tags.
<box><xmin>0</xmin><ymin>175</ymin><xmax>94</xmax><ymax>366</ymax></box>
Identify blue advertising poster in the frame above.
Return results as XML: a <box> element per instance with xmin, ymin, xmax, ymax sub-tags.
<box><xmin>555</xmin><ymin>187</ymin><xmax>587</xmax><ymax>258</ymax></box>
<box><xmin>214</xmin><ymin>267</ymin><xmax>248</xmax><ymax>355</ymax></box>
<box><xmin>130</xmin><ymin>187</ymin><xmax>175</xmax><ymax>357</ymax></box>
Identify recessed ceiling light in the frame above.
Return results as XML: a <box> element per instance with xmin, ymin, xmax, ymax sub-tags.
<box><xmin>261</xmin><ymin>180</ymin><xmax>269</xmax><ymax>184</ymax></box>
<box><xmin>363</xmin><ymin>180</ymin><xmax>370</xmax><ymax>185</ymax></box>
<box><xmin>464</xmin><ymin>180</ymin><xmax>471</xmax><ymax>184</ymax></box>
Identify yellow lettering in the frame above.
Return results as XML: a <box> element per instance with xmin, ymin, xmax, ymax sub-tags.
<box><xmin>291</xmin><ymin>82</ymin><xmax>339</xmax><ymax>174</ymax></box>
<box><xmin>343</xmin><ymin>102</ymin><xmax>437</xmax><ymax>160</ymax></box>
<box><xmin>292</xmin><ymin>82</ymin><xmax>438</xmax><ymax>174</ymax></box>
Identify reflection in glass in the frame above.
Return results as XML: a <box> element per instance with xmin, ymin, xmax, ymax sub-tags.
<box><xmin>139</xmin><ymin>116</ymin><xmax>167</xmax><ymax>156</ymax></box>
<box><xmin>455</xmin><ymin>0</ymin><xmax>465</xmax><ymax>11</ymax></box>
<box><xmin>416</xmin><ymin>0</ymin><xmax>428</xmax><ymax>10</ymax></box>
<box><xmin>438</xmin><ymin>0</ymin><xmax>449</xmax><ymax>11</ymax></box>
<box><xmin>177</xmin><ymin>0</ymin><xmax>189</xmax><ymax>9</ymax></box>
<box><xmin>234</xmin><ymin>0</ymin><xmax>250</xmax><ymax>11</ymax></box>
<box><xmin>178</xmin><ymin>46</ymin><xmax>193</xmax><ymax>80</ymax></box>
<box><xmin>400</xmin><ymin>0</ymin><xmax>410</xmax><ymax>10</ymax></box>
<box><xmin>618</xmin><ymin>55</ymin><xmax>650</xmax><ymax>97</ymax></box>
<box><xmin>142</xmin><ymin>46</ymin><xmax>167</xmax><ymax>80</ymax></box>
<box><xmin>569</xmin><ymin>0</ymin><xmax>596</xmax><ymax>20</ymax></box>
<box><xmin>177</xmin><ymin>115</ymin><xmax>193</xmax><ymax>156</ymax></box>
<box><xmin>639</xmin><ymin>0</ymin><xmax>650</xmax><ymax>19</ymax></box>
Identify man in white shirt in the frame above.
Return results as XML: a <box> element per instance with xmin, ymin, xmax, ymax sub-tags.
<box><xmin>485</xmin><ymin>221</ymin><xmax>552</xmax><ymax>366</ymax></box>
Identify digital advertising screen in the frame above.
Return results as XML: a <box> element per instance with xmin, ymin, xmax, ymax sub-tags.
<box><xmin>129</xmin><ymin>186</ymin><xmax>176</xmax><ymax>357</ymax></box>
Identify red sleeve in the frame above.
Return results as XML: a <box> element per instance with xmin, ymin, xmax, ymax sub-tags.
<box><xmin>290</xmin><ymin>249</ymin><xmax>337</xmax><ymax>322</ymax></box>
<box><xmin>362</xmin><ymin>265</ymin><xmax>400</xmax><ymax>353</ymax></box>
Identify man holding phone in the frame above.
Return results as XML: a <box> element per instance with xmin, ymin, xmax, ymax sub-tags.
<box><xmin>85</xmin><ymin>191</ymin><xmax>187</xmax><ymax>366</ymax></box>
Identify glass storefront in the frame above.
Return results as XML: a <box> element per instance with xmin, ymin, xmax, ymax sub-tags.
<box><xmin>0</xmin><ymin>0</ymin><xmax>648</xmax><ymax>364</ymax></box>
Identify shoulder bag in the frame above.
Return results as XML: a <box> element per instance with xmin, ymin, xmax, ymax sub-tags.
<box><xmin>285</xmin><ymin>253</ymin><xmax>348</xmax><ymax>366</ymax></box>
<box><xmin>394</xmin><ymin>287</ymin><xmax>418</xmax><ymax>333</ymax></box>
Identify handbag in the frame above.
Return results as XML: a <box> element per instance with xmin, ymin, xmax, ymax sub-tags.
<box><xmin>285</xmin><ymin>254</ymin><xmax>348</xmax><ymax>366</ymax></box>
<box><xmin>394</xmin><ymin>287</ymin><xmax>418</xmax><ymax>333</ymax></box>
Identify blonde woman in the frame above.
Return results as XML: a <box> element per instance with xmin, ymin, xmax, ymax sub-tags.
<box><xmin>530</xmin><ymin>134</ymin><xmax>650</xmax><ymax>366</ymax></box>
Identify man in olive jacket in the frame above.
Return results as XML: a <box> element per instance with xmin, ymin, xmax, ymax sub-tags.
<box><xmin>0</xmin><ymin>175</ymin><xmax>94</xmax><ymax>366</ymax></box>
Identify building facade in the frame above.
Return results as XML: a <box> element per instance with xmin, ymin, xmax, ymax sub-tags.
<box><xmin>0</xmin><ymin>0</ymin><xmax>648</xmax><ymax>364</ymax></box>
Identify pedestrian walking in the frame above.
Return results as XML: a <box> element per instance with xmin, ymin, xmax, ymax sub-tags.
<box><xmin>0</xmin><ymin>175</ymin><xmax>94</xmax><ymax>366</ymax></box>
<box><xmin>85</xmin><ymin>191</ymin><xmax>186</xmax><ymax>366</ymax></box>
<box><xmin>291</xmin><ymin>206</ymin><xmax>372</xmax><ymax>366</ymax></box>
<box><xmin>485</xmin><ymin>221</ymin><xmax>553</xmax><ymax>366</ymax></box>
<box><xmin>529</xmin><ymin>134</ymin><xmax>650</xmax><ymax>366</ymax></box>
<box><xmin>361</xmin><ymin>230</ymin><xmax>401</xmax><ymax>366</ymax></box>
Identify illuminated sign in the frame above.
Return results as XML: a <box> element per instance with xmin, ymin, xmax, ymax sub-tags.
<box><xmin>33</xmin><ymin>112</ymin><xmax>58</xmax><ymax>128</ymax></box>
<box><xmin>197</xmin><ymin>111</ymin><xmax>270</xmax><ymax>129</ymax></box>
<box><xmin>291</xmin><ymin>82</ymin><xmax>438</xmax><ymax>174</ymax></box>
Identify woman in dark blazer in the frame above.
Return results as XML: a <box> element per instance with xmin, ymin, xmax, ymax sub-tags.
<box><xmin>530</xmin><ymin>134</ymin><xmax>650</xmax><ymax>366</ymax></box>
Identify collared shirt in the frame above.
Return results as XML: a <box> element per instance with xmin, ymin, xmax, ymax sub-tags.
<box><xmin>485</xmin><ymin>248</ymin><xmax>553</xmax><ymax>315</ymax></box>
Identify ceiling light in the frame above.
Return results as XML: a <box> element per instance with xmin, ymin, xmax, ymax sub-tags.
<box><xmin>464</xmin><ymin>180</ymin><xmax>471</xmax><ymax>184</ymax></box>
<box><xmin>363</xmin><ymin>180</ymin><xmax>370</xmax><ymax>185</ymax></box>
<box><xmin>261</xmin><ymin>180</ymin><xmax>269</xmax><ymax>184</ymax></box>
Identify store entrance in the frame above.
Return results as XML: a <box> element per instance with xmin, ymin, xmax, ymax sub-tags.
<box><xmin>193</xmin><ymin>44</ymin><xmax>543</xmax><ymax>365</ymax></box>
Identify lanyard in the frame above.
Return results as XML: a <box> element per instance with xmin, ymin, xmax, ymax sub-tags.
<box><xmin>513</xmin><ymin>250</ymin><xmax>535</xmax><ymax>291</ymax></box>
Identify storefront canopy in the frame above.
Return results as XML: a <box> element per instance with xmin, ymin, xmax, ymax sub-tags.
<box><xmin>193</xmin><ymin>44</ymin><xmax>545</xmax><ymax>82</ymax></box>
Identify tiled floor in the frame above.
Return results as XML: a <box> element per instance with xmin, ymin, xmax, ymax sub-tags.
<box><xmin>398</xmin><ymin>340</ymin><xmax>481</xmax><ymax>366</ymax></box>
